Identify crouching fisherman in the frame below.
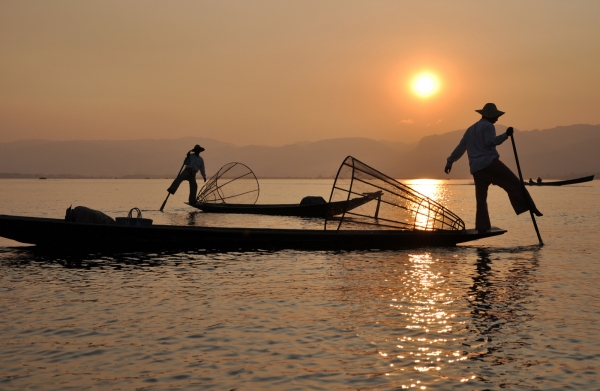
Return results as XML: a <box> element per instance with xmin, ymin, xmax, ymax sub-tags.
<box><xmin>167</xmin><ymin>144</ymin><xmax>207</xmax><ymax>205</ymax></box>
<box><xmin>65</xmin><ymin>206</ymin><xmax>115</xmax><ymax>225</ymax></box>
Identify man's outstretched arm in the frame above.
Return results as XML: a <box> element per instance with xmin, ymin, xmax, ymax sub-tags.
<box><xmin>444</xmin><ymin>161</ymin><xmax>453</xmax><ymax>174</ymax></box>
<box><xmin>445</xmin><ymin>135</ymin><xmax>467</xmax><ymax>174</ymax></box>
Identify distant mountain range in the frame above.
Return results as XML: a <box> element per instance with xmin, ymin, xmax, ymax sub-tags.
<box><xmin>1</xmin><ymin>124</ymin><xmax>599</xmax><ymax>179</ymax></box>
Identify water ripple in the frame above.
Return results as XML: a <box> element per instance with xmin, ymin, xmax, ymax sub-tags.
<box><xmin>1</xmin><ymin>180</ymin><xmax>600</xmax><ymax>389</ymax></box>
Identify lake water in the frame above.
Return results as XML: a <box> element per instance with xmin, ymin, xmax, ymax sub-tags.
<box><xmin>1</xmin><ymin>178</ymin><xmax>599</xmax><ymax>390</ymax></box>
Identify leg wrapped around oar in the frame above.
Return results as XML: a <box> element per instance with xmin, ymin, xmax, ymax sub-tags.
<box><xmin>168</xmin><ymin>168</ymin><xmax>194</xmax><ymax>194</ymax></box>
<box><xmin>473</xmin><ymin>159</ymin><xmax>542</xmax><ymax>232</ymax></box>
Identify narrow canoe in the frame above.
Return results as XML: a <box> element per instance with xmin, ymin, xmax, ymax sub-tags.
<box><xmin>0</xmin><ymin>214</ymin><xmax>506</xmax><ymax>253</ymax></box>
<box><xmin>188</xmin><ymin>193</ymin><xmax>380</xmax><ymax>218</ymax></box>
<box><xmin>524</xmin><ymin>175</ymin><xmax>594</xmax><ymax>186</ymax></box>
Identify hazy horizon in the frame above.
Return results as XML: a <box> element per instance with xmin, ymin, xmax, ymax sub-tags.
<box><xmin>2</xmin><ymin>123</ymin><xmax>599</xmax><ymax>180</ymax></box>
<box><xmin>2</xmin><ymin>1</ymin><xmax>600</xmax><ymax>146</ymax></box>
<box><xmin>2</xmin><ymin>121</ymin><xmax>597</xmax><ymax>148</ymax></box>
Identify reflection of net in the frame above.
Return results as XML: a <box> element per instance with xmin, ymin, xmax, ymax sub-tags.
<box><xmin>196</xmin><ymin>162</ymin><xmax>260</xmax><ymax>204</ymax></box>
<box><xmin>325</xmin><ymin>156</ymin><xmax>465</xmax><ymax>231</ymax></box>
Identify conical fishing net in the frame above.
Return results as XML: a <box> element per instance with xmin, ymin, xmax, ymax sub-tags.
<box><xmin>196</xmin><ymin>162</ymin><xmax>260</xmax><ymax>204</ymax></box>
<box><xmin>325</xmin><ymin>156</ymin><xmax>465</xmax><ymax>231</ymax></box>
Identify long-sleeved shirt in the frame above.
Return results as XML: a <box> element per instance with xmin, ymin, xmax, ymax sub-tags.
<box><xmin>447</xmin><ymin>119</ymin><xmax>509</xmax><ymax>174</ymax></box>
<box><xmin>186</xmin><ymin>154</ymin><xmax>206</xmax><ymax>178</ymax></box>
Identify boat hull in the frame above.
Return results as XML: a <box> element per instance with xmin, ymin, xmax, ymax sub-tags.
<box><xmin>189</xmin><ymin>194</ymin><xmax>379</xmax><ymax>218</ymax></box>
<box><xmin>190</xmin><ymin>202</ymin><xmax>332</xmax><ymax>217</ymax></box>
<box><xmin>0</xmin><ymin>214</ymin><xmax>505</xmax><ymax>253</ymax></box>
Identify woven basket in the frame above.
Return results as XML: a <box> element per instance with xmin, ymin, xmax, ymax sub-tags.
<box><xmin>115</xmin><ymin>208</ymin><xmax>153</xmax><ymax>227</ymax></box>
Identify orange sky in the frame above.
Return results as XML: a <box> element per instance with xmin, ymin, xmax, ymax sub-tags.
<box><xmin>1</xmin><ymin>1</ymin><xmax>599</xmax><ymax>145</ymax></box>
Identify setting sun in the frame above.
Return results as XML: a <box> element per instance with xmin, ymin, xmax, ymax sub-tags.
<box><xmin>411</xmin><ymin>72</ymin><xmax>440</xmax><ymax>98</ymax></box>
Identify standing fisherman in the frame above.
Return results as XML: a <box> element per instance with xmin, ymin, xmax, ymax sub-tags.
<box><xmin>444</xmin><ymin>103</ymin><xmax>542</xmax><ymax>233</ymax></box>
<box><xmin>167</xmin><ymin>144</ymin><xmax>206</xmax><ymax>205</ymax></box>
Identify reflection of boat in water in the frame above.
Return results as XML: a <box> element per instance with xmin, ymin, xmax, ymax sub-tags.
<box><xmin>0</xmin><ymin>156</ymin><xmax>506</xmax><ymax>252</ymax></box>
<box><xmin>523</xmin><ymin>175</ymin><xmax>594</xmax><ymax>186</ymax></box>
<box><xmin>188</xmin><ymin>162</ymin><xmax>380</xmax><ymax>217</ymax></box>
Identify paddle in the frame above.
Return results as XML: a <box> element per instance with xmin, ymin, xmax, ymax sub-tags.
<box><xmin>159</xmin><ymin>162</ymin><xmax>186</xmax><ymax>212</ymax></box>
<box><xmin>509</xmin><ymin>128</ymin><xmax>544</xmax><ymax>245</ymax></box>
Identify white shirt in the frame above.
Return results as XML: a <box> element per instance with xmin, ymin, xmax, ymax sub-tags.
<box><xmin>187</xmin><ymin>154</ymin><xmax>206</xmax><ymax>178</ymax></box>
<box><xmin>447</xmin><ymin>119</ymin><xmax>509</xmax><ymax>174</ymax></box>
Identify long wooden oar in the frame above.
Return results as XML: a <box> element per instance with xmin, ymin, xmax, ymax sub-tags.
<box><xmin>159</xmin><ymin>163</ymin><xmax>186</xmax><ymax>212</ymax></box>
<box><xmin>509</xmin><ymin>130</ymin><xmax>544</xmax><ymax>245</ymax></box>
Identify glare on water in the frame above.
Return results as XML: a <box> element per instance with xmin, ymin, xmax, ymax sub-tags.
<box><xmin>403</xmin><ymin>179</ymin><xmax>447</xmax><ymax>230</ymax></box>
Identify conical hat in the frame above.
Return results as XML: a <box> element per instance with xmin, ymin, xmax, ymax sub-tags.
<box><xmin>475</xmin><ymin>103</ymin><xmax>505</xmax><ymax>118</ymax></box>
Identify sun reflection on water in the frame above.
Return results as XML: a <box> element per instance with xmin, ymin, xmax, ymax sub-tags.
<box><xmin>397</xmin><ymin>254</ymin><xmax>462</xmax><ymax>373</ymax></box>
<box><xmin>336</xmin><ymin>247</ymin><xmax>542</xmax><ymax>389</ymax></box>
<box><xmin>352</xmin><ymin>251</ymin><xmax>481</xmax><ymax>389</ymax></box>
<box><xmin>403</xmin><ymin>179</ymin><xmax>445</xmax><ymax>198</ymax></box>
<box><xmin>403</xmin><ymin>179</ymin><xmax>450</xmax><ymax>230</ymax></box>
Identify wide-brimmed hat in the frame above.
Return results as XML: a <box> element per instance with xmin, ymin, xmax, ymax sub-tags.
<box><xmin>192</xmin><ymin>144</ymin><xmax>205</xmax><ymax>152</ymax></box>
<box><xmin>475</xmin><ymin>103</ymin><xmax>505</xmax><ymax>118</ymax></box>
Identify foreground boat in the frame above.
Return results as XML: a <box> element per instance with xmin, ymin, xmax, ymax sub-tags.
<box><xmin>0</xmin><ymin>156</ymin><xmax>509</xmax><ymax>253</ymax></box>
<box><xmin>0</xmin><ymin>214</ymin><xmax>506</xmax><ymax>252</ymax></box>
<box><xmin>524</xmin><ymin>175</ymin><xmax>594</xmax><ymax>186</ymax></box>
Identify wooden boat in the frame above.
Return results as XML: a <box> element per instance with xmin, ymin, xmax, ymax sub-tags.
<box><xmin>0</xmin><ymin>157</ymin><xmax>509</xmax><ymax>253</ymax></box>
<box><xmin>187</xmin><ymin>192</ymin><xmax>381</xmax><ymax>218</ymax></box>
<box><xmin>524</xmin><ymin>175</ymin><xmax>594</xmax><ymax>186</ymax></box>
<box><xmin>0</xmin><ymin>214</ymin><xmax>506</xmax><ymax>252</ymax></box>
<box><xmin>190</xmin><ymin>162</ymin><xmax>382</xmax><ymax>217</ymax></box>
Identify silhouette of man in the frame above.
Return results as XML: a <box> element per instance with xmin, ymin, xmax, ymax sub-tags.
<box><xmin>537</xmin><ymin>177</ymin><xmax>542</xmax><ymax>184</ymax></box>
<box><xmin>167</xmin><ymin>144</ymin><xmax>207</xmax><ymax>205</ymax></box>
<box><xmin>444</xmin><ymin>103</ymin><xmax>542</xmax><ymax>233</ymax></box>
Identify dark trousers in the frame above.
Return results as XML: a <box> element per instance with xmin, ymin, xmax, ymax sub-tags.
<box><xmin>472</xmin><ymin>159</ymin><xmax>538</xmax><ymax>231</ymax></box>
<box><xmin>168</xmin><ymin>168</ymin><xmax>198</xmax><ymax>204</ymax></box>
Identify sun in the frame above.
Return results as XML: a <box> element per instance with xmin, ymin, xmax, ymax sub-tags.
<box><xmin>411</xmin><ymin>72</ymin><xmax>440</xmax><ymax>98</ymax></box>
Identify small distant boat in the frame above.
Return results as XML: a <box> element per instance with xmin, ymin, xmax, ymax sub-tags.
<box><xmin>524</xmin><ymin>175</ymin><xmax>594</xmax><ymax>186</ymax></box>
<box><xmin>39</xmin><ymin>177</ymin><xmax>47</xmax><ymax>180</ymax></box>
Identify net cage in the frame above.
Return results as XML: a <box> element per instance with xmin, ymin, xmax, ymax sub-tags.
<box><xmin>324</xmin><ymin>156</ymin><xmax>465</xmax><ymax>232</ymax></box>
<box><xmin>196</xmin><ymin>162</ymin><xmax>260</xmax><ymax>204</ymax></box>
